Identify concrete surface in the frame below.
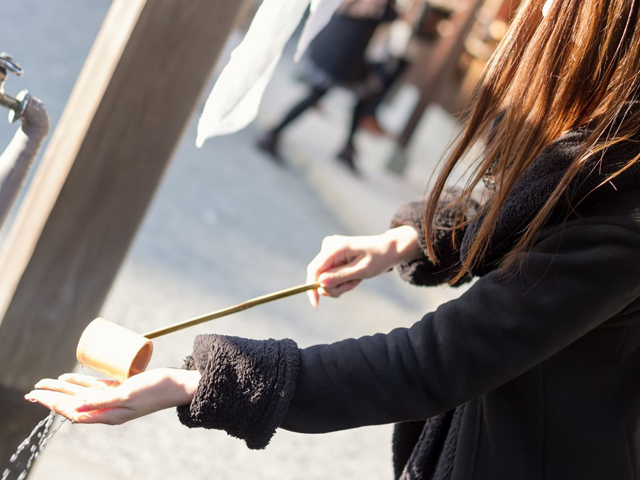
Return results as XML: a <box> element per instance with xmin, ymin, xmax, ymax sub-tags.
<box><xmin>0</xmin><ymin>2</ymin><xmax>463</xmax><ymax>479</ymax></box>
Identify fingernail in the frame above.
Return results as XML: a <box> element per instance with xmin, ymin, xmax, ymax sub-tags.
<box><xmin>24</xmin><ymin>395</ymin><xmax>36</xmax><ymax>403</ymax></box>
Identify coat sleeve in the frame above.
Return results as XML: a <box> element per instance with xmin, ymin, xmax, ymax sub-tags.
<box><xmin>390</xmin><ymin>188</ymin><xmax>479</xmax><ymax>287</ymax></box>
<box><xmin>177</xmin><ymin>335</ymin><xmax>300</xmax><ymax>449</ymax></box>
<box><xmin>280</xmin><ymin>221</ymin><xmax>640</xmax><ymax>433</ymax></box>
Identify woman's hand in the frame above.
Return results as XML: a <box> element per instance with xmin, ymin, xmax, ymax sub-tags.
<box><xmin>24</xmin><ymin>368</ymin><xmax>201</xmax><ymax>425</ymax></box>
<box><xmin>306</xmin><ymin>226</ymin><xmax>422</xmax><ymax>308</ymax></box>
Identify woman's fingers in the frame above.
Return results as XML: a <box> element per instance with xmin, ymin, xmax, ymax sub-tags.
<box><xmin>307</xmin><ymin>237</ymin><xmax>353</xmax><ymax>279</ymax></box>
<box><xmin>24</xmin><ymin>389</ymin><xmax>127</xmax><ymax>425</ymax></box>
<box><xmin>306</xmin><ymin>248</ymin><xmax>344</xmax><ymax>308</ymax></box>
<box><xmin>33</xmin><ymin>378</ymin><xmax>88</xmax><ymax>397</ymax></box>
<box><xmin>307</xmin><ymin>287</ymin><xmax>327</xmax><ymax>310</ymax></box>
<box><xmin>58</xmin><ymin>373</ymin><xmax>118</xmax><ymax>390</ymax></box>
<box><xmin>320</xmin><ymin>279</ymin><xmax>362</xmax><ymax>298</ymax></box>
<box><xmin>306</xmin><ymin>233</ymin><xmax>397</xmax><ymax>307</ymax></box>
<box><xmin>312</xmin><ymin>237</ymin><xmax>348</xmax><ymax>267</ymax></box>
<box><xmin>24</xmin><ymin>389</ymin><xmax>84</xmax><ymax>422</ymax></box>
<box><xmin>307</xmin><ymin>249</ymin><xmax>344</xmax><ymax>285</ymax></box>
<box><xmin>318</xmin><ymin>257</ymin><xmax>371</xmax><ymax>288</ymax></box>
<box><xmin>306</xmin><ymin>238</ymin><xmax>367</xmax><ymax>308</ymax></box>
<box><xmin>25</xmin><ymin>374</ymin><xmax>124</xmax><ymax>422</ymax></box>
<box><xmin>27</xmin><ymin>381</ymin><xmax>124</xmax><ymax>414</ymax></box>
<box><xmin>306</xmin><ymin>257</ymin><xmax>323</xmax><ymax>308</ymax></box>
<box><xmin>308</xmin><ymin>253</ymin><xmax>358</xmax><ymax>307</ymax></box>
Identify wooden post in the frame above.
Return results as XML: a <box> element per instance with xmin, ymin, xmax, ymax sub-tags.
<box><xmin>0</xmin><ymin>0</ymin><xmax>245</xmax><ymax>467</ymax></box>
<box><xmin>387</xmin><ymin>0</ymin><xmax>486</xmax><ymax>174</ymax></box>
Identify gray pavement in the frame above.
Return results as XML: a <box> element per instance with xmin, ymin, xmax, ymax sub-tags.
<box><xmin>0</xmin><ymin>2</ymin><xmax>462</xmax><ymax>479</ymax></box>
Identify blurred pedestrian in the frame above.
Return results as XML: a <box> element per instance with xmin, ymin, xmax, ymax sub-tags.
<box><xmin>257</xmin><ymin>0</ymin><xmax>400</xmax><ymax>172</ymax></box>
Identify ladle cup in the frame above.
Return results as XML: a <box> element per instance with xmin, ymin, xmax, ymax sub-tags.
<box><xmin>76</xmin><ymin>282</ymin><xmax>320</xmax><ymax>382</ymax></box>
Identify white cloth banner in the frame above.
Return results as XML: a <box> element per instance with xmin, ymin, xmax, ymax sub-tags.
<box><xmin>196</xmin><ymin>0</ymin><xmax>343</xmax><ymax>147</ymax></box>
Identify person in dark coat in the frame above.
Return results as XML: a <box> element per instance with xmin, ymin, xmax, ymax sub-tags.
<box><xmin>26</xmin><ymin>0</ymin><xmax>640</xmax><ymax>478</ymax></box>
<box><xmin>257</xmin><ymin>0</ymin><xmax>399</xmax><ymax>171</ymax></box>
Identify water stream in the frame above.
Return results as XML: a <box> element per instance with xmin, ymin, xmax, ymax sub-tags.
<box><xmin>1</xmin><ymin>411</ymin><xmax>68</xmax><ymax>480</ymax></box>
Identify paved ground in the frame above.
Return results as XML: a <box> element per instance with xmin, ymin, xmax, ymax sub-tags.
<box><xmin>0</xmin><ymin>2</ymin><xmax>462</xmax><ymax>479</ymax></box>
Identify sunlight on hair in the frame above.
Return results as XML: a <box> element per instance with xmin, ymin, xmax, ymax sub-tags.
<box><xmin>424</xmin><ymin>0</ymin><xmax>640</xmax><ymax>282</ymax></box>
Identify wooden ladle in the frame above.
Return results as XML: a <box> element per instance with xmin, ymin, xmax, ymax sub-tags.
<box><xmin>76</xmin><ymin>283</ymin><xmax>320</xmax><ymax>382</ymax></box>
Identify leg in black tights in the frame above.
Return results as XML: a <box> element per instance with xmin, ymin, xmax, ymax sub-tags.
<box><xmin>337</xmin><ymin>92</ymin><xmax>377</xmax><ymax>172</ymax></box>
<box><xmin>337</xmin><ymin>59</ymin><xmax>410</xmax><ymax>171</ymax></box>
<box><xmin>274</xmin><ymin>86</ymin><xmax>329</xmax><ymax>133</ymax></box>
<box><xmin>257</xmin><ymin>86</ymin><xmax>329</xmax><ymax>158</ymax></box>
<box><xmin>363</xmin><ymin>58</ymin><xmax>410</xmax><ymax>117</ymax></box>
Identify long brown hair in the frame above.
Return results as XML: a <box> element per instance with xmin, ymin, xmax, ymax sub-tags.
<box><xmin>425</xmin><ymin>0</ymin><xmax>640</xmax><ymax>282</ymax></box>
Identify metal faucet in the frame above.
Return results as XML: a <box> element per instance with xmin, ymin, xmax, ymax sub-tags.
<box><xmin>0</xmin><ymin>51</ymin><xmax>49</xmax><ymax>230</ymax></box>
<box><xmin>0</xmin><ymin>53</ymin><xmax>29</xmax><ymax>123</ymax></box>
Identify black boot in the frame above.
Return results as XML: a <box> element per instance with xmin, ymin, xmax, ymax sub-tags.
<box><xmin>256</xmin><ymin>129</ymin><xmax>282</xmax><ymax>162</ymax></box>
<box><xmin>337</xmin><ymin>144</ymin><xmax>359</xmax><ymax>174</ymax></box>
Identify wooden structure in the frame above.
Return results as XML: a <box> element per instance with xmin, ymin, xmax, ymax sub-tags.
<box><xmin>0</xmin><ymin>0</ymin><xmax>245</xmax><ymax>468</ymax></box>
<box><xmin>388</xmin><ymin>0</ymin><xmax>518</xmax><ymax>174</ymax></box>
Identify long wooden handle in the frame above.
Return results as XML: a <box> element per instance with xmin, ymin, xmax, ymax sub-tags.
<box><xmin>142</xmin><ymin>282</ymin><xmax>320</xmax><ymax>339</ymax></box>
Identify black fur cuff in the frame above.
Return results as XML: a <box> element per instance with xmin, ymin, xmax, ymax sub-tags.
<box><xmin>390</xmin><ymin>189</ymin><xmax>478</xmax><ymax>286</ymax></box>
<box><xmin>176</xmin><ymin>334</ymin><xmax>300</xmax><ymax>450</ymax></box>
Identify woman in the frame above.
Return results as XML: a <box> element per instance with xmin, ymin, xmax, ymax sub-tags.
<box><xmin>26</xmin><ymin>0</ymin><xmax>640</xmax><ymax>478</ymax></box>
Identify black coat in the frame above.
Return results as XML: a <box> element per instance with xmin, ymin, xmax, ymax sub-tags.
<box><xmin>307</xmin><ymin>0</ymin><xmax>396</xmax><ymax>85</ymax></box>
<box><xmin>177</xmin><ymin>130</ymin><xmax>640</xmax><ymax>479</ymax></box>
<box><xmin>308</xmin><ymin>15</ymin><xmax>379</xmax><ymax>85</ymax></box>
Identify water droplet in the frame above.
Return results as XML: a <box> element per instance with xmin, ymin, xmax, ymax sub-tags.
<box><xmin>9</xmin><ymin>453</ymin><xmax>18</xmax><ymax>463</ymax></box>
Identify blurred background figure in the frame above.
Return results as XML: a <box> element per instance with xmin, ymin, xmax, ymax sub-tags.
<box><xmin>257</xmin><ymin>0</ymin><xmax>406</xmax><ymax>172</ymax></box>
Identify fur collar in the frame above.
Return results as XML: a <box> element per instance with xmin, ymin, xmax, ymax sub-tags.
<box><xmin>461</xmin><ymin>130</ymin><xmax>640</xmax><ymax>276</ymax></box>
